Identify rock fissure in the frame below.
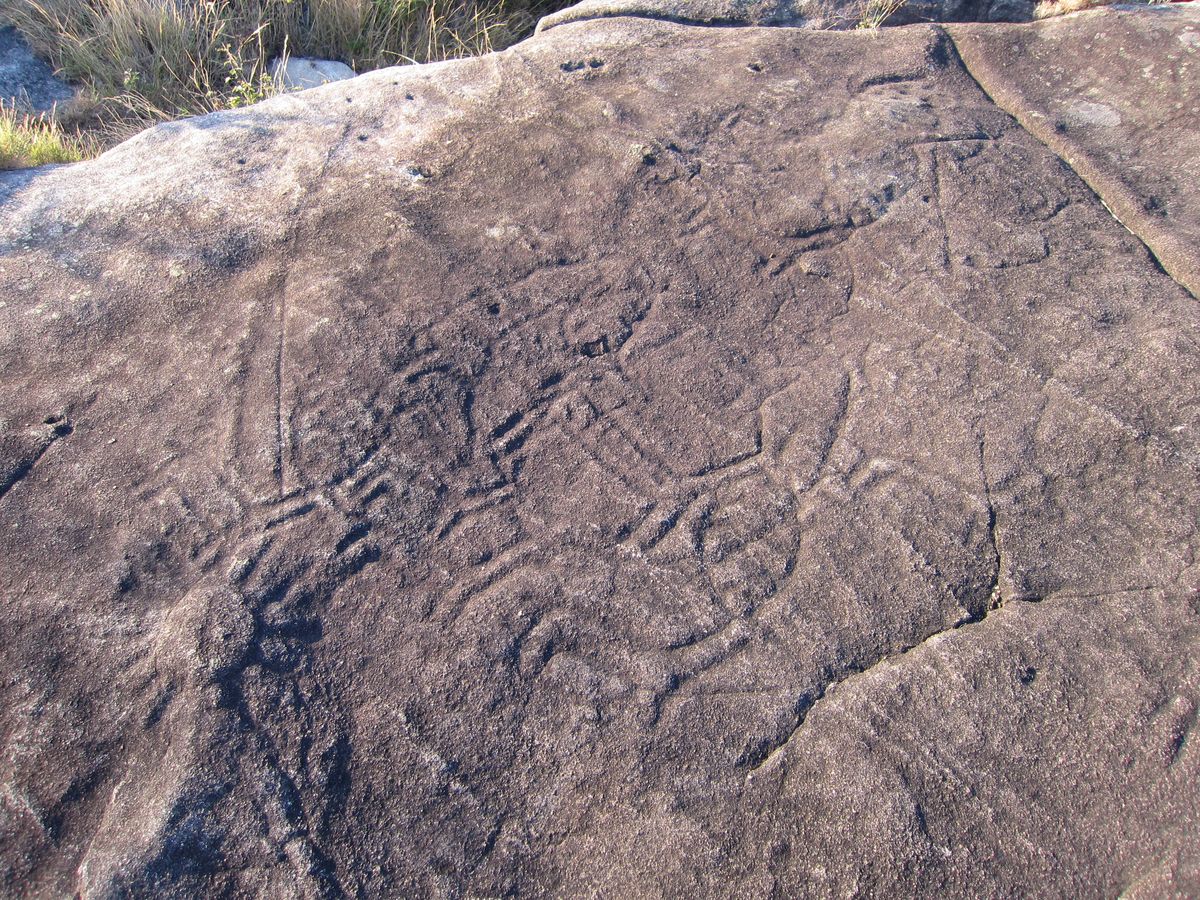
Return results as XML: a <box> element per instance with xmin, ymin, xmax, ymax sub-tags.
<box><xmin>746</xmin><ymin>598</ymin><xmax>1019</xmax><ymax>778</ymax></box>
<box><xmin>0</xmin><ymin>419</ymin><xmax>71</xmax><ymax>503</ymax></box>
<box><xmin>977</xmin><ymin>431</ymin><xmax>1003</xmax><ymax>611</ymax></box>
<box><xmin>745</xmin><ymin>575</ymin><xmax>1173</xmax><ymax>781</ymax></box>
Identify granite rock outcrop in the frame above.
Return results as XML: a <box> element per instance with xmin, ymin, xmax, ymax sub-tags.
<box><xmin>1</xmin><ymin>3</ymin><xmax>1198</xmax><ymax>896</ymax></box>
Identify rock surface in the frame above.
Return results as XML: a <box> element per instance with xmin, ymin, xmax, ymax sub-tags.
<box><xmin>535</xmin><ymin>0</ymin><xmax>817</xmax><ymax>30</ymax></box>
<box><xmin>1</xmin><ymin>4</ymin><xmax>1198</xmax><ymax>897</ymax></box>
<box><xmin>269</xmin><ymin>57</ymin><xmax>358</xmax><ymax>92</ymax></box>
<box><xmin>535</xmin><ymin>0</ymin><xmax>1061</xmax><ymax>32</ymax></box>
<box><xmin>952</xmin><ymin>4</ymin><xmax>1200</xmax><ymax>295</ymax></box>
<box><xmin>0</xmin><ymin>25</ymin><xmax>73</xmax><ymax>113</ymax></box>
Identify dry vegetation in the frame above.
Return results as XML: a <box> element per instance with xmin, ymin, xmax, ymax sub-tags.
<box><xmin>0</xmin><ymin>102</ymin><xmax>95</xmax><ymax>168</ymax></box>
<box><xmin>0</xmin><ymin>0</ymin><xmax>559</xmax><ymax>150</ymax></box>
<box><xmin>854</xmin><ymin>0</ymin><xmax>907</xmax><ymax>28</ymax></box>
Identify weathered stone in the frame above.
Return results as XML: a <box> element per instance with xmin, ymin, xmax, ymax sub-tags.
<box><xmin>536</xmin><ymin>0</ymin><xmax>817</xmax><ymax>31</ymax></box>
<box><xmin>534</xmin><ymin>0</ymin><xmax>1096</xmax><ymax>30</ymax></box>
<box><xmin>0</xmin><ymin>25</ymin><xmax>74</xmax><ymax>113</ymax></box>
<box><xmin>951</xmin><ymin>2</ymin><xmax>1200</xmax><ymax>296</ymax></box>
<box><xmin>0</xmin><ymin>5</ymin><xmax>1197</xmax><ymax>897</ymax></box>
<box><xmin>268</xmin><ymin>56</ymin><xmax>357</xmax><ymax>91</ymax></box>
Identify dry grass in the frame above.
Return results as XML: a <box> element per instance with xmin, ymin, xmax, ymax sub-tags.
<box><xmin>0</xmin><ymin>0</ymin><xmax>554</xmax><ymax>148</ymax></box>
<box><xmin>855</xmin><ymin>0</ymin><xmax>906</xmax><ymax>28</ymax></box>
<box><xmin>0</xmin><ymin>103</ymin><xmax>96</xmax><ymax>168</ymax></box>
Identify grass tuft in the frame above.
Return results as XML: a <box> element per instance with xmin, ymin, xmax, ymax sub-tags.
<box><xmin>855</xmin><ymin>0</ymin><xmax>906</xmax><ymax>28</ymax></box>
<box><xmin>0</xmin><ymin>103</ymin><xmax>96</xmax><ymax>168</ymax></box>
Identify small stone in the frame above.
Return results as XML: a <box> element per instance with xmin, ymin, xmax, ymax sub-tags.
<box><xmin>268</xmin><ymin>57</ymin><xmax>356</xmax><ymax>92</ymax></box>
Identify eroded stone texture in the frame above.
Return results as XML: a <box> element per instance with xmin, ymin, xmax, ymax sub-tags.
<box><xmin>0</xmin><ymin>7</ymin><xmax>1197</xmax><ymax>898</ymax></box>
<box><xmin>535</xmin><ymin>0</ymin><xmax>817</xmax><ymax>30</ymax></box>
<box><xmin>952</xmin><ymin>3</ymin><xmax>1200</xmax><ymax>296</ymax></box>
<box><xmin>534</xmin><ymin>0</ymin><xmax>1062</xmax><ymax>33</ymax></box>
